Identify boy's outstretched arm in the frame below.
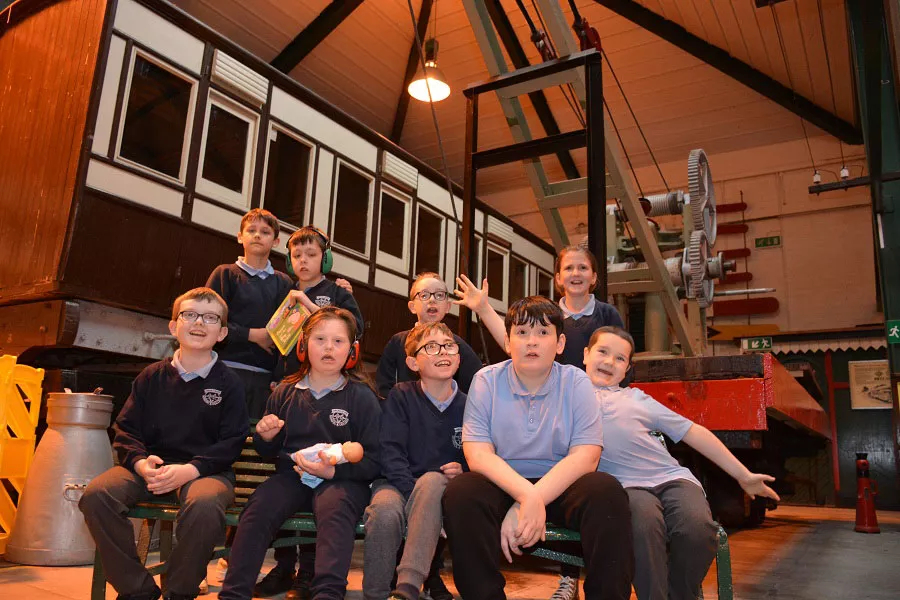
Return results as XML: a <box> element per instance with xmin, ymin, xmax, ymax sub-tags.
<box><xmin>454</xmin><ymin>275</ymin><xmax>507</xmax><ymax>351</ymax></box>
<box><xmin>683</xmin><ymin>424</ymin><xmax>781</xmax><ymax>501</ymax></box>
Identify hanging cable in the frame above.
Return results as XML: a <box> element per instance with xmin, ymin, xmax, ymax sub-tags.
<box><xmin>815</xmin><ymin>0</ymin><xmax>846</xmax><ymax>167</ymax></box>
<box><xmin>769</xmin><ymin>4</ymin><xmax>817</xmax><ymax>172</ymax></box>
<box><xmin>514</xmin><ymin>0</ymin><xmax>538</xmax><ymax>34</ymax></box>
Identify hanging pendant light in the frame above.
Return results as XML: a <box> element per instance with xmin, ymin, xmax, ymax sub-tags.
<box><xmin>408</xmin><ymin>2</ymin><xmax>450</xmax><ymax>103</ymax></box>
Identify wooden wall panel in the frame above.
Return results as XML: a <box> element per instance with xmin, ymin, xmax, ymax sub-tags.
<box><xmin>0</xmin><ymin>0</ymin><xmax>108</xmax><ymax>302</ymax></box>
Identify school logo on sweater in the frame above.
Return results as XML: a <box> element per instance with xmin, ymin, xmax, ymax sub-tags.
<box><xmin>202</xmin><ymin>389</ymin><xmax>223</xmax><ymax>406</ymax></box>
<box><xmin>452</xmin><ymin>427</ymin><xmax>463</xmax><ymax>449</ymax></box>
<box><xmin>330</xmin><ymin>408</ymin><xmax>349</xmax><ymax>426</ymax></box>
<box><xmin>314</xmin><ymin>296</ymin><xmax>333</xmax><ymax>308</ymax></box>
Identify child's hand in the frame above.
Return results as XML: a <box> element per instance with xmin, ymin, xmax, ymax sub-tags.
<box><xmin>288</xmin><ymin>290</ymin><xmax>318</xmax><ymax>313</ymax></box>
<box><xmin>335</xmin><ymin>278</ymin><xmax>354</xmax><ymax>294</ymax></box>
<box><xmin>739</xmin><ymin>473</ymin><xmax>781</xmax><ymax>501</ymax></box>
<box><xmin>249</xmin><ymin>328</ymin><xmax>275</xmax><ymax>354</ymax></box>
<box><xmin>293</xmin><ymin>450</ymin><xmax>336</xmax><ymax>480</ymax></box>
<box><xmin>439</xmin><ymin>462</ymin><xmax>463</xmax><ymax>480</ymax></box>
<box><xmin>256</xmin><ymin>414</ymin><xmax>285</xmax><ymax>441</ymax></box>
<box><xmin>453</xmin><ymin>275</ymin><xmax>490</xmax><ymax>312</ymax></box>
<box><xmin>500</xmin><ymin>504</ymin><xmax>522</xmax><ymax>563</ymax></box>
<box><xmin>135</xmin><ymin>455</ymin><xmax>164</xmax><ymax>484</ymax></box>
<box><xmin>515</xmin><ymin>490</ymin><xmax>546</xmax><ymax>549</ymax></box>
<box><xmin>147</xmin><ymin>464</ymin><xmax>200</xmax><ymax>495</ymax></box>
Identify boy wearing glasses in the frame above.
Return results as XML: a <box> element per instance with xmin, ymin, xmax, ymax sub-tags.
<box><xmin>79</xmin><ymin>287</ymin><xmax>249</xmax><ymax>600</ymax></box>
<box><xmin>363</xmin><ymin>322</ymin><xmax>468</xmax><ymax>600</ymax></box>
<box><xmin>376</xmin><ymin>272</ymin><xmax>483</xmax><ymax>398</ymax></box>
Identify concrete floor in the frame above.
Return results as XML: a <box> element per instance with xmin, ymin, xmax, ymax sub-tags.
<box><xmin>1</xmin><ymin>505</ymin><xmax>898</xmax><ymax>599</ymax></box>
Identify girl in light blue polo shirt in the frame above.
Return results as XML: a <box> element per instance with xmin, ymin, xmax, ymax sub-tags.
<box><xmin>584</xmin><ymin>326</ymin><xmax>780</xmax><ymax>600</ymax></box>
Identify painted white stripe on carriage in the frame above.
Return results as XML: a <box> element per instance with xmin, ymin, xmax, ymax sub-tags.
<box><xmin>331</xmin><ymin>251</ymin><xmax>369</xmax><ymax>283</ymax></box>
<box><xmin>444</xmin><ymin>219</ymin><xmax>458</xmax><ymax>290</ymax></box>
<box><xmin>191</xmin><ymin>199</ymin><xmax>242</xmax><ymax>237</ymax></box>
<box><xmin>312</xmin><ymin>149</ymin><xmax>334</xmax><ymax>227</ymax></box>
<box><xmin>92</xmin><ymin>35</ymin><xmax>127</xmax><ymax>157</ymax></box>
<box><xmin>375</xmin><ymin>269</ymin><xmax>409</xmax><ymax>297</ymax></box>
<box><xmin>86</xmin><ymin>160</ymin><xmax>183</xmax><ymax>218</ymax></box>
<box><xmin>270</xmin><ymin>87</ymin><xmax>377</xmax><ymax>170</ymax></box>
<box><xmin>416</xmin><ymin>176</ymin><xmax>462</xmax><ymax>219</ymax></box>
<box><xmin>272</xmin><ymin>229</ymin><xmax>293</xmax><ymax>257</ymax></box>
<box><xmin>475</xmin><ymin>209</ymin><xmax>484</xmax><ymax>233</ymax></box>
<box><xmin>512</xmin><ymin>233</ymin><xmax>554</xmax><ymax>272</ymax></box>
<box><xmin>114</xmin><ymin>0</ymin><xmax>204</xmax><ymax>74</ymax></box>
<box><xmin>448</xmin><ymin>304</ymin><xmax>459</xmax><ymax>317</ymax></box>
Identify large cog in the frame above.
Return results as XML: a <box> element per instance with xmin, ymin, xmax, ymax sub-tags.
<box><xmin>687</xmin><ymin>230</ymin><xmax>714</xmax><ymax>308</ymax></box>
<box><xmin>688</xmin><ymin>149</ymin><xmax>717</xmax><ymax>246</ymax></box>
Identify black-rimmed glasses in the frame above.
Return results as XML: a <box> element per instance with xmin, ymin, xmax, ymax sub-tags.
<box><xmin>178</xmin><ymin>310</ymin><xmax>222</xmax><ymax>325</ymax></box>
<box><xmin>413</xmin><ymin>290</ymin><xmax>449</xmax><ymax>302</ymax></box>
<box><xmin>415</xmin><ymin>341</ymin><xmax>460</xmax><ymax>356</ymax></box>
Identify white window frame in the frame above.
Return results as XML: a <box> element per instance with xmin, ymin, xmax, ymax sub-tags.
<box><xmin>196</xmin><ymin>90</ymin><xmax>259</xmax><ymax>209</ymax></box>
<box><xmin>508</xmin><ymin>254</ymin><xmax>530</xmax><ymax>306</ymax></box>
<box><xmin>259</xmin><ymin>122</ymin><xmax>316</xmax><ymax>228</ymax></box>
<box><xmin>414</xmin><ymin>202</ymin><xmax>446</xmax><ymax>279</ymax></box>
<box><xmin>114</xmin><ymin>48</ymin><xmax>198</xmax><ymax>184</ymax></box>
<box><xmin>536</xmin><ymin>268</ymin><xmax>554</xmax><ymax>301</ymax></box>
<box><xmin>486</xmin><ymin>241</ymin><xmax>510</xmax><ymax>313</ymax></box>
<box><xmin>376</xmin><ymin>184</ymin><xmax>412</xmax><ymax>274</ymax></box>
<box><xmin>330</xmin><ymin>158</ymin><xmax>375</xmax><ymax>260</ymax></box>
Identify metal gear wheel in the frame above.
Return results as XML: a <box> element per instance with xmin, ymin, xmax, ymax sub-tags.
<box><xmin>682</xmin><ymin>229</ymin><xmax>714</xmax><ymax>308</ymax></box>
<box><xmin>688</xmin><ymin>149</ymin><xmax>717</xmax><ymax>246</ymax></box>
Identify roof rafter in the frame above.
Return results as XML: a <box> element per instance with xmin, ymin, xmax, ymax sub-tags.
<box><xmin>592</xmin><ymin>0</ymin><xmax>863</xmax><ymax>144</ymax></box>
<box><xmin>270</xmin><ymin>0</ymin><xmax>365</xmax><ymax>74</ymax></box>
<box><xmin>391</xmin><ymin>0</ymin><xmax>433</xmax><ymax>143</ymax></box>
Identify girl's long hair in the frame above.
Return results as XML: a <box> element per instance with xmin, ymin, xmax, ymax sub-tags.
<box><xmin>284</xmin><ymin>306</ymin><xmax>376</xmax><ymax>394</ymax></box>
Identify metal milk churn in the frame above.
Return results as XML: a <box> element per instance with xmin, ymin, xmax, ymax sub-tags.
<box><xmin>5</xmin><ymin>390</ymin><xmax>114</xmax><ymax>565</ymax></box>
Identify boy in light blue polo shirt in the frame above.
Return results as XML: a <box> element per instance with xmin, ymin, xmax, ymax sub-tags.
<box><xmin>442</xmin><ymin>296</ymin><xmax>634</xmax><ymax>600</ymax></box>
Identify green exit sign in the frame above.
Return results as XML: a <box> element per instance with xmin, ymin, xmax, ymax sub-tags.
<box><xmin>755</xmin><ymin>235</ymin><xmax>782</xmax><ymax>249</ymax></box>
<box><xmin>888</xmin><ymin>320</ymin><xmax>900</xmax><ymax>344</ymax></box>
<box><xmin>742</xmin><ymin>336</ymin><xmax>773</xmax><ymax>351</ymax></box>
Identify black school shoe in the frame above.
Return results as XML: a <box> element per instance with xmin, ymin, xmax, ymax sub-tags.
<box><xmin>422</xmin><ymin>571</ymin><xmax>454</xmax><ymax>600</ymax></box>
<box><xmin>117</xmin><ymin>588</ymin><xmax>161</xmax><ymax>600</ymax></box>
<box><xmin>163</xmin><ymin>594</ymin><xmax>197</xmax><ymax>600</ymax></box>
<box><xmin>254</xmin><ymin>563</ymin><xmax>296</xmax><ymax>597</ymax></box>
<box><xmin>285</xmin><ymin>569</ymin><xmax>312</xmax><ymax>600</ymax></box>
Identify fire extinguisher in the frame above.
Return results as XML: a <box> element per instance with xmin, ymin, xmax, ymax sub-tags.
<box><xmin>855</xmin><ymin>452</ymin><xmax>880</xmax><ymax>534</ymax></box>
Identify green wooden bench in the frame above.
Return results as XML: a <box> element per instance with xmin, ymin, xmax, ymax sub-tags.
<box><xmin>89</xmin><ymin>435</ymin><xmax>734</xmax><ymax>600</ymax></box>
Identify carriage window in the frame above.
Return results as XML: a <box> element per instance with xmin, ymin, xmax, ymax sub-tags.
<box><xmin>377</xmin><ymin>186</ymin><xmax>411</xmax><ymax>272</ymax></box>
<box><xmin>262</xmin><ymin>126</ymin><xmax>313</xmax><ymax>227</ymax></box>
<box><xmin>486</xmin><ymin>245</ymin><xmax>507</xmax><ymax>302</ymax></box>
<box><xmin>537</xmin><ymin>269</ymin><xmax>554</xmax><ymax>300</ymax></box>
<box><xmin>509</xmin><ymin>256</ymin><xmax>528</xmax><ymax>305</ymax></box>
<box><xmin>331</xmin><ymin>161</ymin><xmax>373</xmax><ymax>256</ymax></box>
<box><xmin>117</xmin><ymin>53</ymin><xmax>195</xmax><ymax>181</ymax></box>
<box><xmin>196</xmin><ymin>92</ymin><xmax>258</xmax><ymax>208</ymax></box>
<box><xmin>415</xmin><ymin>205</ymin><xmax>444</xmax><ymax>276</ymax></box>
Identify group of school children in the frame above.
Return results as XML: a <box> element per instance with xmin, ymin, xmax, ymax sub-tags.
<box><xmin>78</xmin><ymin>208</ymin><xmax>780</xmax><ymax>600</ymax></box>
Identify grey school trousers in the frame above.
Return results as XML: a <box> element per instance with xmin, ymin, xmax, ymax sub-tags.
<box><xmin>79</xmin><ymin>465</ymin><xmax>233</xmax><ymax>597</ymax></box>
<box><xmin>362</xmin><ymin>472</ymin><xmax>448</xmax><ymax>600</ymax></box>
<box><xmin>627</xmin><ymin>479</ymin><xmax>717</xmax><ymax>600</ymax></box>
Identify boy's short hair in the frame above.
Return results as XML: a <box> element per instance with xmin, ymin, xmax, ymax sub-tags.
<box><xmin>405</xmin><ymin>322</ymin><xmax>454</xmax><ymax>356</ymax></box>
<box><xmin>588</xmin><ymin>326</ymin><xmax>636</xmax><ymax>362</ymax></box>
<box><xmin>171</xmin><ymin>287</ymin><xmax>228</xmax><ymax>323</ymax></box>
<box><xmin>240</xmin><ymin>208</ymin><xmax>279</xmax><ymax>233</ymax></box>
<box><xmin>288</xmin><ymin>225</ymin><xmax>329</xmax><ymax>251</ymax></box>
<box><xmin>409</xmin><ymin>271</ymin><xmax>444</xmax><ymax>300</ymax></box>
<box><xmin>504</xmin><ymin>296</ymin><xmax>564</xmax><ymax>338</ymax></box>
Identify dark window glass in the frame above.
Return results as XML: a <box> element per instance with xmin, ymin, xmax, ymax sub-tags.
<box><xmin>379</xmin><ymin>192</ymin><xmax>406</xmax><ymax>259</ymax></box>
<box><xmin>119</xmin><ymin>55</ymin><xmax>192</xmax><ymax>179</ymax></box>
<box><xmin>332</xmin><ymin>164</ymin><xmax>371</xmax><ymax>254</ymax></box>
<box><xmin>509</xmin><ymin>256</ymin><xmax>527</xmax><ymax>305</ymax></box>
<box><xmin>537</xmin><ymin>271</ymin><xmax>553</xmax><ymax>299</ymax></box>
<box><xmin>415</xmin><ymin>208</ymin><xmax>443</xmax><ymax>275</ymax></box>
<box><xmin>487</xmin><ymin>247</ymin><xmax>505</xmax><ymax>301</ymax></box>
<box><xmin>263</xmin><ymin>130</ymin><xmax>311</xmax><ymax>227</ymax></box>
<box><xmin>201</xmin><ymin>104</ymin><xmax>250</xmax><ymax>193</ymax></box>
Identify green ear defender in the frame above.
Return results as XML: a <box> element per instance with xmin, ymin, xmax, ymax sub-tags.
<box><xmin>286</xmin><ymin>225</ymin><xmax>333</xmax><ymax>278</ymax></box>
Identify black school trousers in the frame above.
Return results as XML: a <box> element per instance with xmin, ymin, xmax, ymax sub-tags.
<box><xmin>219</xmin><ymin>471</ymin><xmax>370</xmax><ymax>600</ymax></box>
<box><xmin>443</xmin><ymin>471</ymin><xmax>634</xmax><ymax>600</ymax></box>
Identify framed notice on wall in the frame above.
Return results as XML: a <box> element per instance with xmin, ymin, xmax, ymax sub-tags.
<box><xmin>848</xmin><ymin>360</ymin><xmax>893</xmax><ymax>409</ymax></box>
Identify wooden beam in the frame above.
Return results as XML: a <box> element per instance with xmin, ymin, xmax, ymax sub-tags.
<box><xmin>390</xmin><ymin>0</ymin><xmax>432</xmax><ymax>143</ymax></box>
<box><xmin>270</xmin><ymin>0</ymin><xmax>364</xmax><ymax>74</ymax></box>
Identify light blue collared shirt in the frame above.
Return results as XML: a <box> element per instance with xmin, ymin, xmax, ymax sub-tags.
<box><xmin>421</xmin><ymin>379</ymin><xmax>459</xmax><ymax>413</ymax></box>
<box><xmin>172</xmin><ymin>350</ymin><xmax>219</xmax><ymax>382</ymax></box>
<box><xmin>559</xmin><ymin>295</ymin><xmax>596</xmax><ymax>320</ymax></box>
<box><xmin>236</xmin><ymin>257</ymin><xmax>275</xmax><ymax>279</ymax></box>
<box><xmin>295</xmin><ymin>374</ymin><xmax>347</xmax><ymax>399</ymax></box>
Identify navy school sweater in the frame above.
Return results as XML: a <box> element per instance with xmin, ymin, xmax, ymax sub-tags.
<box><xmin>253</xmin><ymin>379</ymin><xmax>381</xmax><ymax>482</ymax></box>
<box><xmin>375</xmin><ymin>331</ymin><xmax>483</xmax><ymax>399</ymax></box>
<box><xmin>279</xmin><ymin>277</ymin><xmax>366</xmax><ymax>379</ymax></box>
<box><xmin>113</xmin><ymin>359</ymin><xmax>249</xmax><ymax>477</ymax></box>
<box><xmin>206</xmin><ymin>263</ymin><xmax>294</xmax><ymax>372</ymax></box>
<box><xmin>380</xmin><ymin>381</ymin><xmax>467</xmax><ymax>499</ymax></box>
<box><xmin>558</xmin><ymin>301</ymin><xmax>625</xmax><ymax>368</ymax></box>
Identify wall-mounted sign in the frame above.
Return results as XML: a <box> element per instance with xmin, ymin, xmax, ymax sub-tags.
<box><xmin>754</xmin><ymin>235</ymin><xmax>782</xmax><ymax>249</ymax></box>
<box><xmin>849</xmin><ymin>360</ymin><xmax>892</xmax><ymax>409</ymax></box>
